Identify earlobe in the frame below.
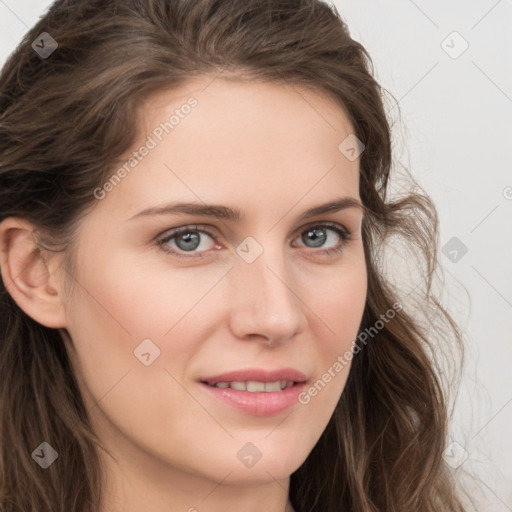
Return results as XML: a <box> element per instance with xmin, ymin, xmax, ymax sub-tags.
<box><xmin>0</xmin><ymin>217</ymin><xmax>67</xmax><ymax>328</ymax></box>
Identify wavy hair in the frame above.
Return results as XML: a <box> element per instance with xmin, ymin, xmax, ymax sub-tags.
<box><xmin>0</xmin><ymin>0</ymin><xmax>473</xmax><ymax>510</ymax></box>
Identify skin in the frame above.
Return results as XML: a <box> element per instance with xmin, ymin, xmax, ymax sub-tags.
<box><xmin>0</xmin><ymin>76</ymin><xmax>367</xmax><ymax>512</ymax></box>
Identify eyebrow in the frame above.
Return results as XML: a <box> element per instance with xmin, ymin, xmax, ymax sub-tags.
<box><xmin>129</xmin><ymin>196</ymin><xmax>363</xmax><ymax>222</ymax></box>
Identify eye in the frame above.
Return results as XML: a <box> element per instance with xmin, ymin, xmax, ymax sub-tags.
<box><xmin>157</xmin><ymin>225</ymin><xmax>218</xmax><ymax>258</ymax></box>
<box><xmin>292</xmin><ymin>223</ymin><xmax>352</xmax><ymax>255</ymax></box>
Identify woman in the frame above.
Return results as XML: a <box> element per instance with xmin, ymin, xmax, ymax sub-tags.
<box><xmin>0</xmin><ymin>0</ymin><xmax>473</xmax><ymax>511</ymax></box>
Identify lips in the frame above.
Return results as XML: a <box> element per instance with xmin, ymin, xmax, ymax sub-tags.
<box><xmin>198</xmin><ymin>368</ymin><xmax>308</xmax><ymax>416</ymax></box>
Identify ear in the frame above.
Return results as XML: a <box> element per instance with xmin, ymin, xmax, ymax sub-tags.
<box><xmin>0</xmin><ymin>217</ymin><xmax>67</xmax><ymax>328</ymax></box>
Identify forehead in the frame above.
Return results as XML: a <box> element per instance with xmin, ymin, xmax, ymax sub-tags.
<box><xmin>138</xmin><ymin>75</ymin><xmax>354</xmax><ymax>145</ymax></box>
<box><xmin>97</xmin><ymin>76</ymin><xmax>361</xmax><ymax>219</ymax></box>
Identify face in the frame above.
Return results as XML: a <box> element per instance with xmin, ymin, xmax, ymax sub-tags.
<box><xmin>59</xmin><ymin>76</ymin><xmax>367</xmax><ymax>489</ymax></box>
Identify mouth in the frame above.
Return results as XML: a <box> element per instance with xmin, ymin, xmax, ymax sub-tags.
<box><xmin>198</xmin><ymin>368</ymin><xmax>308</xmax><ymax>416</ymax></box>
<box><xmin>201</xmin><ymin>380</ymin><xmax>296</xmax><ymax>392</ymax></box>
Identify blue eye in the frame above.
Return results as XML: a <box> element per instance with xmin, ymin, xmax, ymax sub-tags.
<box><xmin>158</xmin><ymin>225</ymin><xmax>217</xmax><ymax>257</ymax></box>
<box><xmin>157</xmin><ymin>223</ymin><xmax>352</xmax><ymax>258</ymax></box>
<box><xmin>294</xmin><ymin>223</ymin><xmax>352</xmax><ymax>254</ymax></box>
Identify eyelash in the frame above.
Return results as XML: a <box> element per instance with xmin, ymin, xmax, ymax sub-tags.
<box><xmin>156</xmin><ymin>222</ymin><xmax>352</xmax><ymax>259</ymax></box>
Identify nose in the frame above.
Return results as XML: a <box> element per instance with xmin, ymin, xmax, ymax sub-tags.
<box><xmin>227</xmin><ymin>245</ymin><xmax>306</xmax><ymax>346</ymax></box>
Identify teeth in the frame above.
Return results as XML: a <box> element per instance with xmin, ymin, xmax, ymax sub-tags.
<box><xmin>264</xmin><ymin>381</ymin><xmax>281</xmax><ymax>392</ymax></box>
<box><xmin>247</xmin><ymin>381</ymin><xmax>265</xmax><ymax>392</ymax></box>
<box><xmin>211</xmin><ymin>380</ymin><xmax>294</xmax><ymax>392</ymax></box>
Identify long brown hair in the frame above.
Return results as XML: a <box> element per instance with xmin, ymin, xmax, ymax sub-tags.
<box><xmin>0</xmin><ymin>0</ymin><xmax>474</xmax><ymax>510</ymax></box>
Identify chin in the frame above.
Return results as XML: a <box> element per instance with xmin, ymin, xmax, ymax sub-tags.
<box><xmin>217</xmin><ymin>449</ymin><xmax>309</xmax><ymax>486</ymax></box>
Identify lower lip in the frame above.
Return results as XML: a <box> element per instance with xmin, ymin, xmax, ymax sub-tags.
<box><xmin>199</xmin><ymin>382</ymin><xmax>307</xmax><ymax>416</ymax></box>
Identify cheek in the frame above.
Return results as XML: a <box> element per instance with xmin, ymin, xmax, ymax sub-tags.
<box><xmin>62</xmin><ymin>262</ymin><xmax>206</xmax><ymax>461</ymax></box>
<box><xmin>68</xmin><ymin>248</ymin><xmax>229</xmax><ymax>339</ymax></box>
<box><xmin>61</xmin><ymin>253</ymin><xmax>231</xmax><ymax>408</ymax></box>
<box><xmin>310</xmin><ymin>257</ymin><xmax>367</xmax><ymax>353</ymax></box>
<box><xmin>291</xmin><ymin>256</ymin><xmax>366</xmax><ymax>413</ymax></box>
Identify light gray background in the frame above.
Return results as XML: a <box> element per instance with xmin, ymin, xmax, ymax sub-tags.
<box><xmin>1</xmin><ymin>0</ymin><xmax>511</xmax><ymax>509</ymax></box>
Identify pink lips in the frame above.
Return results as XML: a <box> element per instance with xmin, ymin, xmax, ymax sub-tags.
<box><xmin>199</xmin><ymin>367</ymin><xmax>307</xmax><ymax>417</ymax></box>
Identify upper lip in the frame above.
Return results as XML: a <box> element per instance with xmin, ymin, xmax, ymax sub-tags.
<box><xmin>200</xmin><ymin>368</ymin><xmax>307</xmax><ymax>385</ymax></box>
